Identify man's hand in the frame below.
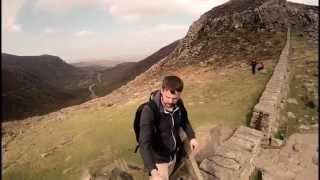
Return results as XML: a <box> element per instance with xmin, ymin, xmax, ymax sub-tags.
<box><xmin>189</xmin><ymin>138</ymin><xmax>198</xmax><ymax>155</ymax></box>
<box><xmin>150</xmin><ymin>169</ymin><xmax>163</xmax><ymax>180</ymax></box>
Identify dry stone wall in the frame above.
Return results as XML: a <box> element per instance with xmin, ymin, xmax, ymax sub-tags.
<box><xmin>249</xmin><ymin>29</ymin><xmax>291</xmax><ymax>137</ymax></box>
<box><xmin>197</xmin><ymin>29</ymin><xmax>292</xmax><ymax>180</ymax></box>
<box><xmin>199</xmin><ymin>126</ymin><xmax>264</xmax><ymax>180</ymax></box>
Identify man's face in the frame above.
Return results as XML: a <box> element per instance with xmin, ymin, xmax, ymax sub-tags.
<box><xmin>160</xmin><ymin>88</ymin><xmax>181</xmax><ymax>111</ymax></box>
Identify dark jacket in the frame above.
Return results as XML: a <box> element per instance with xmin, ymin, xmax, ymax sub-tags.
<box><xmin>139</xmin><ymin>90</ymin><xmax>195</xmax><ymax>173</ymax></box>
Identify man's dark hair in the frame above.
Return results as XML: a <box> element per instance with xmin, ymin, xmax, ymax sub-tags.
<box><xmin>162</xmin><ymin>76</ymin><xmax>184</xmax><ymax>94</ymax></box>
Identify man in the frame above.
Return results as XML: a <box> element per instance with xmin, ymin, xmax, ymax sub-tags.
<box><xmin>250</xmin><ymin>59</ymin><xmax>257</xmax><ymax>75</ymax></box>
<box><xmin>139</xmin><ymin>75</ymin><xmax>198</xmax><ymax>180</ymax></box>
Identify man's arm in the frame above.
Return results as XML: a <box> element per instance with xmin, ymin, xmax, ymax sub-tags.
<box><xmin>139</xmin><ymin>105</ymin><xmax>157</xmax><ymax>173</ymax></box>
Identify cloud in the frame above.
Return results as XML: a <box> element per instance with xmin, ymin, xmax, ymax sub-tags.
<box><xmin>34</xmin><ymin>0</ymin><xmax>104</xmax><ymax>14</ymax></box>
<box><xmin>9</xmin><ymin>23</ymin><xmax>22</xmax><ymax>32</ymax></box>
<box><xmin>44</xmin><ymin>27</ymin><xmax>57</xmax><ymax>34</ymax></box>
<box><xmin>74</xmin><ymin>30</ymin><xmax>94</xmax><ymax>36</ymax></box>
<box><xmin>113</xmin><ymin>24</ymin><xmax>188</xmax><ymax>56</ymax></box>
<box><xmin>2</xmin><ymin>0</ymin><xmax>25</xmax><ymax>32</ymax></box>
<box><xmin>154</xmin><ymin>24</ymin><xmax>189</xmax><ymax>32</ymax></box>
<box><xmin>5</xmin><ymin>19</ymin><xmax>22</xmax><ymax>32</ymax></box>
<box><xmin>103</xmin><ymin>0</ymin><xmax>229</xmax><ymax>22</ymax></box>
<box><xmin>32</xmin><ymin>0</ymin><xmax>229</xmax><ymax>21</ymax></box>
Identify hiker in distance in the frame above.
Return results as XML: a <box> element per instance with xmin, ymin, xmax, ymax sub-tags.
<box><xmin>136</xmin><ymin>76</ymin><xmax>198</xmax><ymax>180</ymax></box>
<box><xmin>250</xmin><ymin>59</ymin><xmax>257</xmax><ymax>75</ymax></box>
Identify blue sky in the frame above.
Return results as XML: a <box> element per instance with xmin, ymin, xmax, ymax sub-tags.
<box><xmin>2</xmin><ymin>0</ymin><xmax>318</xmax><ymax>63</ymax></box>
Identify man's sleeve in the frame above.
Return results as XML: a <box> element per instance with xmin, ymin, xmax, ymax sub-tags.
<box><xmin>181</xmin><ymin>106</ymin><xmax>196</xmax><ymax>140</ymax></box>
<box><xmin>139</xmin><ymin>105</ymin><xmax>157</xmax><ymax>173</ymax></box>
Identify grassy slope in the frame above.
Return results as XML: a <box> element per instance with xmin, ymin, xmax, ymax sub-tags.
<box><xmin>276</xmin><ymin>33</ymin><xmax>318</xmax><ymax>138</ymax></box>
<box><xmin>2</xmin><ymin>60</ymin><xmax>275</xmax><ymax>180</ymax></box>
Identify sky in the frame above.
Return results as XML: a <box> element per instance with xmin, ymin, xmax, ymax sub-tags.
<box><xmin>2</xmin><ymin>0</ymin><xmax>318</xmax><ymax>63</ymax></box>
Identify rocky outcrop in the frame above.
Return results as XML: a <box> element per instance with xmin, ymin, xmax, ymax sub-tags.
<box><xmin>254</xmin><ymin>132</ymin><xmax>318</xmax><ymax>180</ymax></box>
<box><xmin>162</xmin><ymin>0</ymin><xmax>289</xmax><ymax>68</ymax></box>
<box><xmin>249</xmin><ymin>29</ymin><xmax>291</xmax><ymax>137</ymax></box>
<box><xmin>286</xmin><ymin>2</ymin><xmax>319</xmax><ymax>43</ymax></box>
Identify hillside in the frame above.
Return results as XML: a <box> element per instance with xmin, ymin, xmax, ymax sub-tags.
<box><xmin>2</xmin><ymin>54</ymin><xmax>95</xmax><ymax>121</ymax></box>
<box><xmin>71</xmin><ymin>59</ymin><xmax>125</xmax><ymax>68</ymax></box>
<box><xmin>2</xmin><ymin>54</ymin><xmax>89</xmax><ymax>88</ymax></box>
<box><xmin>2</xmin><ymin>0</ymin><xmax>318</xmax><ymax>179</ymax></box>
<box><xmin>1</xmin><ymin>39</ymin><xmax>178</xmax><ymax>121</ymax></box>
<box><xmin>93</xmin><ymin>40</ymin><xmax>179</xmax><ymax>96</ymax></box>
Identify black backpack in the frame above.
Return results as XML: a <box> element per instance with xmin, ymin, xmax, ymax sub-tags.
<box><xmin>133</xmin><ymin>93</ymin><xmax>160</xmax><ymax>153</ymax></box>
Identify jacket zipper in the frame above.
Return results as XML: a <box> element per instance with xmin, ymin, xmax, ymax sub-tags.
<box><xmin>164</xmin><ymin>107</ymin><xmax>179</xmax><ymax>161</ymax></box>
<box><xmin>170</xmin><ymin>107</ymin><xmax>179</xmax><ymax>160</ymax></box>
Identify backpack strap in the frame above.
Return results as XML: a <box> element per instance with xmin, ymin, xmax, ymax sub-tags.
<box><xmin>134</xmin><ymin>97</ymin><xmax>160</xmax><ymax>153</ymax></box>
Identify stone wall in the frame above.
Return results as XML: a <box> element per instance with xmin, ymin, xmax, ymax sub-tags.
<box><xmin>199</xmin><ymin>126</ymin><xmax>264</xmax><ymax>180</ymax></box>
<box><xmin>249</xmin><ymin>29</ymin><xmax>291</xmax><ymax>137</ymax></box>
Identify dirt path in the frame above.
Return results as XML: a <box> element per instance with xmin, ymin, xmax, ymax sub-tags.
<box><xmin>89</xmin><ymin>84</ymin><xmax>97</xmax><ymax>99</ymax></box>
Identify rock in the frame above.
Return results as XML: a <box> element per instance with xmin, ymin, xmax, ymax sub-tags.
<box><xmin>40</xmin><ymin>152</ymin><xmax>50</xmax><ymax>158</ymax></box>
<box><xmin>255</xmin><ymin>133</ymin><xmax>318</xmax><ymax>180</ymax></box>
<box><xmin>109</xmin><ymin>167</ymin><xmax>134</xmax><ymax>180</ymax></box>
<box><xmin>65</xmin><ymin>155</ymin><xmax>72</xmax><ymax>162</ymax></box>
<box><xmin>218</xmin><ymin>72</ymin><xmax>225</xmax><ymax>76</ymax></box>
<box><xmin>199</xmin><ymin>61</ymin><xmax>207</xmax><ymax>67</ymax></box>
<box><xmin>272</xmin><ymin>138</ymin><xmax>284</xmax><ymax>147</ymax></box>
<box><xmin>63</xmin><ymin>167</ymin><xmax>73</xmax><ymax>174</ymax></box>
<box><xmin>292</xmin><ymin>143</ymin><xmax>304</xmax><ymax>152</ymax></box>
<box><xmin>287</xmin><ymin>112</ymin><xmax>296</xmax><ymax>119</ymax></box>
<box><xmin>312</xmin><ymin>154</ymin><xmax>318</xmax><ymax>165</ymax></box>
<box><xmin>107</xmin><ymin>103</ymin><xmax>114</xmax><ymax>107</ymax></box>
<box><xmin>287</xmin><ymin>98</ymin><xmax>298</xmax><ymax>104</ymax></box>
<box><xmin>265</xmin><ymin>41</ymin><xmax>273</xmax><ymax>46</ymax></box>
<box><xmin>81</xmin><ymin>169</ymin><xmax>93</xmax><ymax>180</ymax></box>
<box><xmin>194</xmin><ymin>124</ymin><xmax>234</xmax><ymax>162</ymax></box>
<box><xmin>299</xmin><ymin>125</ymin><xmax>310</xmax><ymax>130</ymax></box>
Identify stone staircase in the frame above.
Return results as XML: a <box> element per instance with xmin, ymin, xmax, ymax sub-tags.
<box><xmin>199</xmin><ymin>126</ymin><xmax>264</xmax><ymax>180</ymax></box>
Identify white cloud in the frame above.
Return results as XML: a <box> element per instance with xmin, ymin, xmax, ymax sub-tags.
<box><xmin>74</xmin><ymin>30</ymin><xmax>94</xmax><ymax>36</ymax></box>
<box><xmin>32</xmin><ymin>0</ymin><xmax>229</xmax><ymax>21</ymax></box>
<box><xmin>103</xmin><ymin>0</ymin><xmax>229</xmax><ymax>22</ymax></box>
<box><xmin>113</xmin><ymin>24</ymin><xmax>187</xmax><ymax>56</ymax></box>
<box><xmin>34</xmin><ymin>0</ymin><xmax>104</xmax><ymax>14</ymax></box>
<box><xmin>9</xmin><ymin>23</ymin><xmax>22</xmax><ymax>32</ymax></box>
<box><xmin>2</xmin><ymin>0</ymin><xmax>25</xmax><ymax>32</ymax></box>
<box><xmin>154</xmin><ymin>24</ymin><xmax>189</xmax><ymax>32</ymax></box>
<box><xmin>44</xmin><ymin>27</ymin><xmax>57</xmax><ymax>34</ymax></box>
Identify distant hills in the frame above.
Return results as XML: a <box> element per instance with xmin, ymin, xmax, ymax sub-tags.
<box><xmin>2</xmin><ymin>54</ymin><xmax>94</xmax><ymax>121</ymax></box>
<box><xmin>1</xmin><ymin>40</ymin><xmax>179</xmax><ymax>121</ymax></box>
<box><xmin>86</xmin><ymin>40</ymin><xmax>180</xmax><ymax>96</ymax></box>
<box><xmin>71</xmin><ymin>59</ymin><xmax>126</xmax><ymax>68</ymax></box>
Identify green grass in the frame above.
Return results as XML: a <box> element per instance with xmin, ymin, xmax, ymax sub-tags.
<box><xmin>3</xmin><ymin>62</ymin><xmax>275</xmax><ymax>180</ymax></box>
<box><xmin>276</xmin><ymin>32</ymin><xmax>318</xmax><ymax>139</ymax></box>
